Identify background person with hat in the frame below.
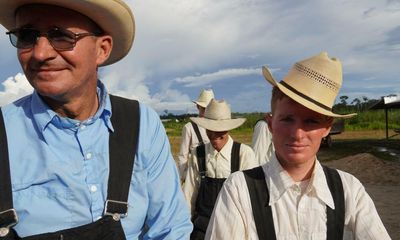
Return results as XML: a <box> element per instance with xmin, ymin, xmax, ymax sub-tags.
<box><xmin>0</xmin><ymin>0</ymin><xmax>191</xmax><ymax>239</ymax></box>
<box><xmin>206</xmin><ymin>52</ymin><xmax>390</xmax><ymax>239</ymax></box>
<box><xmin>178</xmin><ymin>89</ymin><xmax>214</xmax><ymax>183</ymax></box>
<box><xmin>183</xmin><ymin>99</ymin><xmax>258</xmax><ymax>240</ymax></box>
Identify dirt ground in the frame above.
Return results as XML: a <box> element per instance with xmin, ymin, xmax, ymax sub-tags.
<box><xmin>324</xmin><ymin>153</ymin><xmax>400</xmax><ymax>239</ymax></box>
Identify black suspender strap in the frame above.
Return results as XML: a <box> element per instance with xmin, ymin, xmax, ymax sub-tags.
<box><xmin>196</xmin><ymin>144</ymin><xmax>206</xmax><ymax>179</ymax></box>
<box><xmin>197</xmin><ymin>141</ymin><xmax>242</xmax><ymax>176</ymax></box>
<box><xmin>244</xmin><ymin>165</ymin><xmax>345</xmax><ymax>240</ymax></box>
<box><xmin>104</xmin><ymin>95</ymin><xmax>140</xmax><ymax>218</ymax></box>
<box><xmin>323</xmin><ymin>165</ymin><xmax>345</xmax><ymax>240</ymax></box>
<box><xmin>243</xmin><ymin>167</ymin><xmax>276</xmax><ymax>240</ymax></box>
<box><xmin>190</xmin><ymin>121</ymin><xmax>204</xmax><ymax>144</ymax></box>
<box><xmin>230</xmin><ymin>142</ymin><xmax>241</xmax><ymax>173</ymax></box>
<box><xmin>0</xmin><ymin>109</ymin><xmax>19</xmax><ymax>231</ymax></box>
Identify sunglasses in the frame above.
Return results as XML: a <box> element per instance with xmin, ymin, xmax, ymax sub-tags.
<box><xmin>6</xmin><ymin>27</ymin><xmax>100</xmax><ymax>51</ymax></box>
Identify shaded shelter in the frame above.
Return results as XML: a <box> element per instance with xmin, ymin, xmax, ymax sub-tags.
<box><xmin>369</xmin><ymin>96</ymin><xmax>400</xmax><ymax>139</ymax></box>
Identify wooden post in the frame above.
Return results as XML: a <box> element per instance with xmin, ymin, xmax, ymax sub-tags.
<box><xmin>385</xmin><ymin>108</ymin><xmax>388</xmax><ymax>139</ymax></box>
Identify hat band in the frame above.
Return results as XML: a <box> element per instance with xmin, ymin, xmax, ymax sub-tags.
<box><xmin>280</xmin><ymin>81</ymin><xmax>332</xmax><ymax>111</ymax></box>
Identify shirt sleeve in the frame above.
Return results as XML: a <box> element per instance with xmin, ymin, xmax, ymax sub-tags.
<box><xmin>239</xmin><ymin>144</ymin><xmax>259</xmax><ymax>170</ymax></box>
<box><xmin>139</xmin><ymin>106</ymin><xmax>193</xmax><ymax>239</ymax></box>
<box><xmin>205</xmin><ymin>172</ymin><xmax>252</xmax><ymax>240</ymax></box>
<box><xmin>339</xmin><ymin>171</ymin><xmax>391</xmax><ymax>239</ymax></box>
<box><xmin>182</xmin><ymin>147</ymin><xmax>201</xmax><ymax>216</ymax></box>
<box><xmin>177</xmin><ymin>123</ymin><xmax>192</xmax><ymax>181</ymax></box>
<box><xmin>251</xmin><ymin>121</ymin><xmax>273</xmax><ymax>165</ymax></box>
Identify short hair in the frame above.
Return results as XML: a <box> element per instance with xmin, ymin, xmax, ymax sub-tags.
<box><xmin>270</xmin><ymin>86</ymin><xmax>287</xmax><ymax>115</ymax></box>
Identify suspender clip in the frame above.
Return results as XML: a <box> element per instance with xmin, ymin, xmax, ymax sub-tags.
<box><xmin>199</xmin><ymin>171</ymin><xmax>206</xmax><ymax>179</ymax></box>
<box><xmin>103</xmin><ymin>200</ymin><xmax>128</xmax><ymax>221</ymax></box>
<box><xmin>0</xmin><ymin>209</ymin><xmax>18</xmax><ymax>237</ymax></box>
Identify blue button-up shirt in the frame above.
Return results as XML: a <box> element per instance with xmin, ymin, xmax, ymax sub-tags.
<box><xmin>1</xmin><ymin>81</ymin><xmax>192</xmax><ymax>239</ymax></box>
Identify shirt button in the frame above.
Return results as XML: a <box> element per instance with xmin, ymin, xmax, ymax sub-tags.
<box><xmin>80</xmin><ymin>125</ymin><xmax>86</xmax><ymax>130</ymax></box>
<box><xmin>293</xmin><ymin>186</ymin><xmax>301</xmax><ymax>194</ymax></box>
<box><xmin>90</xmin><ymin>185</ymin><xmax>98</xmax><ymax>192</ymax></box>
<box><xmin>86</xmin><ymin>152</ymin><xmax>92</xmax><ymax>159</ymax></box>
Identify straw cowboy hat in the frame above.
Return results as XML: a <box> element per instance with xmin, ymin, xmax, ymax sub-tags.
<box><xmin>0</xmin><ymin>0</ymin><xmax>134</xmax><ymax>66</ymax></box>
<box><xmin>262</xmin><ymin>52</ymin><xmax>356</xmax><ymax>118</ymax></box>
<box><xmin>191</xmin><ymin>99</ymin><xmax>246</xmax><ymax>132</ymax></box>
<box><xmin>193</xmin><ymin>89</ymin><xmax>215</xmax><ymax>108</ymax></box>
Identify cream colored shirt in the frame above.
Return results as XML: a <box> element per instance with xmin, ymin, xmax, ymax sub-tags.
<box><xmin>178</xmin><ymin>122</ymin><xmax>209</xmax><ymax>181</ymax></box>
<box><xmin>206</xmin><ymin>155</ymin><xmax>391</xmax><ymax>240</ymax></box>
<box><xmin>183</xmin><ymin>136</ymin><xmax>258</xmax><ymax>215</ymax></box>
<box><xmin>251</xmin><ymin>120</ymin><xmax>274</xmax><ymax>165</ymax></box>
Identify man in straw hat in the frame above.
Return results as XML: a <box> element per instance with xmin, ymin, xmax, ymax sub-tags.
<box><xmin>178</xmin><ymin>89</ymin><xmax>214</xmax><ymax>182</ymax></box>
<box><xmin>183</xmin><ymin>99</ymin><xmax>258</xmax><ymax>239</ymax></box>
<box><xmin>0</xmin><ymin>0</ymin><xmax>191</xmax><ymax>238</ymax></box>
<box><xmin>206</xmin><ymin>52</ymin><xmax>390</xmax><ymax>239</ymax></box>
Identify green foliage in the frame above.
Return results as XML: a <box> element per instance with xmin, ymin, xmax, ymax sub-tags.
<box><xmin>345</xmin><ymin>109</ymin><xmax>400</xmax><ymax>130</ymax></box>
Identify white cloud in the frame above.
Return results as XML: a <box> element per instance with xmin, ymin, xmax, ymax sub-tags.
<box><xmin>175</xmin><ymin>67</ymin><xmax>260</xmax><ymax>87</ymax></box>
<box><xmin>0</xmin><ymin>0</ymin><xmax>399</xmax><ymax>113</ymax></box>
<box><xmin>0</xmin><ymin>73</ymin><xmax>33</xmax><ymax>106</ymax></box>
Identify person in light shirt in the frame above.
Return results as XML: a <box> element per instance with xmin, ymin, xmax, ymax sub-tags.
<box><xmin>0</xmin><ymin>0</ymin><xmax>191</xmax><ymax>238</ymax></box>
<box><xmin>178</xmin><ymin>89</ymin><xmax>214</xmax><ymax>182</ymax></box>
<box><xmin>183</xmin><ymin>99</ymin><xmax>258</xmax><ymax>239</ymax></box>
<box><xmin>206</xmin><ymin>52</ymin><xmax>390</xmax><ymax>240</ymax></box>
<box><xmin>251</xmin><ymin>113</ymin><xmax>274</xmax><ymax>165</ymax></box>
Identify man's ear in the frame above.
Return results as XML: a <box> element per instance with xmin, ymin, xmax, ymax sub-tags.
<box><xmin>96</xmin><ymin>35</ymin><xmax>113</xmax><ymax>65</ymax></box>
<box><xmin>322</xmin><ymin>118</ymin><xmax>334</xmax><ymax>138</ymax></box>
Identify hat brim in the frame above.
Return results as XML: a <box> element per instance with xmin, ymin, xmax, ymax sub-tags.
<box><xmin>0</xmin><ymin>0</ymin><xmax>134</xmax><ymax>66</ymax></box>
<box><xmin>190</xmin><ymin>117</ymin><xmax>246</xmax><ymax>132</ymax></box>
<box><xmin>192</xmin><ymin>101</ymin><xmax>208</xmax><ymax>108</ymax></box>
<box><xmin>262</xmin><ymin>66</ymin><xmax>356</xmax><ymax>118</ymax></box>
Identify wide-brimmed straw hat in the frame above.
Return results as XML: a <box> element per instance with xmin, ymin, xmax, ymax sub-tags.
<box><xmin>0</xmin><ymin>0</ymin><xmax>135</xmax><ymax>66</ymax></box>
<box><xmin>191</xmin><ymin>99</ymin><xmax>246</xmax><ymax>132</ymax></box>
<box><xmin>193</xmin><ymin>89</ymin><xmax>215</xmax><ymax>108</ymax></box>
<box><xmin>262</xmin><ymin>52</ymin><xmax>356</xmax><ymax>118</ymax></box>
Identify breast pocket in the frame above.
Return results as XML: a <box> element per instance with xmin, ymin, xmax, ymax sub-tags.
<box><xmin>12</xmin><ymin>182</ymin><xmax>74</xmax><ymax>236</ymax></box>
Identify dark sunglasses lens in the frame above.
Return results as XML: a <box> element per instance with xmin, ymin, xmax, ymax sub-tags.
<box><xmin>12</xmin><ymin>29</ymin><xmax>38</xmax><ymax>49</ymax></box>
<box><xmin>48</xmin><ymin>28</ymin><xmax>75</xmax><ymax>50</ymax></box>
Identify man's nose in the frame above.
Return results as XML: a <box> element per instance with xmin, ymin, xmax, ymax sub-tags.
<box><xmin>30</xmin><ymin>36</ymin><xmax>58</xmax><ymax>61</ymax></box>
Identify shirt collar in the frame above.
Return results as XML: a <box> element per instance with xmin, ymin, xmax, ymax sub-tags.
<box><xmin>264</xmin><ymin>154</ymin><xmax>335</xmax><ymax>209</ymax></box>
<box><xmin>31</xmin><ymin>80</ymin><xmax>113</xmax><ymax>134</ymax></box>
<box><xmin>208</xmin><ymin>135</ymin><xmax>233</xmax><ymax>160</ymax></box>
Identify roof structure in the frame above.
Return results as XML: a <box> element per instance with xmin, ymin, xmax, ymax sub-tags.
<box><xmin>369</xmin><ymin>95</ymin><xmax>400</xmax><ymax>139</ymax></box>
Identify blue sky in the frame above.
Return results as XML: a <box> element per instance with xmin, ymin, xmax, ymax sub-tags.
<box><xmin>0</xmin><ymin>0</ymin><xmax>399</xmax><ymax>114</ymax></box>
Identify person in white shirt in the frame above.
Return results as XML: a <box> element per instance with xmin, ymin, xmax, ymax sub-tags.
<box><xmin>178</xmin><ymin>89</ymin><xmax>214</xmax><ymax>182</ymax></box>
<box><xmin>251</xmin><ymin>114</ymin><xmax>274</xmax><ymax>165</ymax></box>
<box><xmin>183</xmin><ymin>99</ymin><xmax>258</xmax><ymax>240</ymax></box>
<box><xmin>206</xmin><ymin>52</ymin><xmax>390</xmax><ymax>240</ymax></box>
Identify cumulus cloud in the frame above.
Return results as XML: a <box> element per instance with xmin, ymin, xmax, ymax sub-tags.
<box><xmin>0</xmin><ymin>73</ymin><xmax>33</xmax><ymax>106</ymax></box>
<box><xmin>0</xmin><ymin>0</ymin><xmax>399</xmax><ymax>113</ymax></box>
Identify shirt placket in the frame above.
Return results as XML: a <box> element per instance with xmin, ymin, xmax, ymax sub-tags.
<box><xmin>75</xmin><ymin>120</ymin><xmax>104</xmax><ymax>221</ymax></box>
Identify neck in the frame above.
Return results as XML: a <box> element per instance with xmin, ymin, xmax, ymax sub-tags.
<box><xmin>278</xmin><ymin>157</ymin><xmax>316</xmax><ymax>182</ymax></box>
<box><xmin>42</xmin><ymin>91</ymin><xmax>99</xmax><ymax>121</ymax></box>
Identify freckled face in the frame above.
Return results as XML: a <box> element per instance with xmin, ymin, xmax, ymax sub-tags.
<box><xmin>267</xmin><ymin>97</ymin><xmax>332</xmax><ymax>169</ymax></box>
